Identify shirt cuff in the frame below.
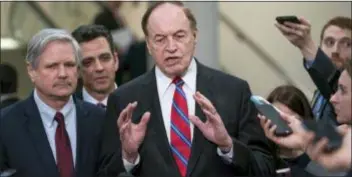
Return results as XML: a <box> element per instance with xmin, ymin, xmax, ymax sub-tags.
<box><xmin>304</xmin><ymin>59</ymin><xmax>315</xmax><ymax>69</ymax></box>
<box><xmin>217</xmin><ymin>146</ymin><xmax>233</xmax><ymax>164</ymax></box>
<box><xmin>123</xmin><ymin>154</ymin><xmax>140</xmax><ymax>173</ymax></box>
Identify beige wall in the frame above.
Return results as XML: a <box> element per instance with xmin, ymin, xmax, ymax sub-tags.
<box><xmin>219</xmin><ymin>2</ymin><xmax>351</xmax><ymax>99</ymax></box>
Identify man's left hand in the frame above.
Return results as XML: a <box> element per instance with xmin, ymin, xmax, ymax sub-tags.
<box><xmin>189</xmin><ymin>91</ymin><xmax>232</xmax><ymax>152</ymax></box>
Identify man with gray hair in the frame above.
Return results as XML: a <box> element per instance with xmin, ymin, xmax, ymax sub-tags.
<box><xmin>0</xmin><ymin>28</ymin><xmax>105</xmax><ymax>177</ymax></box>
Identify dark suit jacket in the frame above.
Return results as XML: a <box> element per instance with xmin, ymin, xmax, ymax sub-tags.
<box><xmin>97</xmin><ymin>61</ymin><xmax>276</xmax><ymax>177</ymax></box>
<box><xmin>0</xmin><ymin>94</ymin><xmax>105</xmax><ymax>177</ymax></box>
<box><xmin>0</xmin><ymin>97</ymin><xmax>20</xmax><ymax>109</ymax></box>
<box><xmin>304</xmin><ymin>48</ymin><xmax>340</xmax><ymax>125</ymax></box>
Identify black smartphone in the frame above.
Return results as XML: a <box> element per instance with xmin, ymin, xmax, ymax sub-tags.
<box><xmin>302</xmin><ymin>120</ymin><xmax>343</xmax><ymax>152</ymax></box>
<box><xmin>251</xmin><ymin>96</ymin><xmax>292</xmax><ymax>136</ymax></box>
<box><xmin>276</xmin><ymin>16</ymin><xmax>301</xmax><ymax>25</ymax></box>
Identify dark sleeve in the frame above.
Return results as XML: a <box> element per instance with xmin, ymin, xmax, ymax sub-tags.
<box><xmin>304</xmin><ymin>48</ymin><xmax>340</xmax><ymax>99</ymax></box>
<box><xmin>0</xmin><ymin>112</ymin><xmax>9</xmax><ymax>172</ymax></box>
<box><xmin>230</xmin><ymin>81</ymin><xmax>276</xmax><ymax>176</ymax></box>
<box><xmin>97</xmin><ymin>93</ymin><xmax>126</xmax><ymax>176</ymax></box>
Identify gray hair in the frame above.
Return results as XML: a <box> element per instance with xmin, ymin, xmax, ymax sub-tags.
<box><xmin>26</xmin><ymin>28</ymin><xmax>82</xmax><ymax>68</ymax></box>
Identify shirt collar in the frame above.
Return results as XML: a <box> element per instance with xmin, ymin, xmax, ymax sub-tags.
<box><xmin>82</xmin><ymin>83</ymin><xmax>117</xmax><ymax>106</ymax></box>
<box><xmin>33</xmin><ymin>89</ymin><xmax>75</xmax><ymax>128</ymax></box>
<box><xmin>155</xmin><ymin>58</ymin><xmax>197</xmax><ymax>96</ymax></box>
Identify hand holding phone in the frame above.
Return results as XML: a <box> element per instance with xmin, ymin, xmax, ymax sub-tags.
<box><xmin>302</xmin><ymin>120</ymin><xmax>343</xmax><ymax>152</ymax></box>
<box><xmin>251</xmin><ymin>95</ymin><xmax>292</xmax><ymax>136</ymax></box>
<box><xmin>276</xmin><ymin>16</ymin><xmax>301</xmax><ymax>25</ymax></box>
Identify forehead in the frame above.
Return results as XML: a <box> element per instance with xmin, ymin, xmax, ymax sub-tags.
<box><xmin>147</xmin><ymin>3</ymin><xmax>191</xmax><ymax>35</ymax></box>
<box><xmin>40</xmin><ymin>40</ymin><xmax>75</xmax><ymax>62</ymax></box>
<box><xmin>323</xmin><ymin>25</ymin><xmax>351</xmax><ymax>39</ymax></box>
<box><xmin>80</xmin><ymin>37</ymin><xmax>110</xmax><ymax>53</ymax></box>
<box><xmin>339</xmin><ymin>70</ymin><xmax>352</xmax><ymax>87</ymax></box>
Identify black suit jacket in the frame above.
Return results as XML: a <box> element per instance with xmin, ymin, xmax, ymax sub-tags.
<box><xmin>0</xmin><ymin>94</ymin><xmax>105</xmax><ymax>177</ymax></box>
<box><xmin>98</xmin><ymin>61</ymin><xmax>275</xmax><ymax>177</ymax></box>
<box><xmin>304</xmin><ymin>48</ymin><xmax>340</xmax><ymax>125</ymax></box>
<box><xmin>0</xmin><ymin>97</ymin><xmax>20</xmax><ymax>109</ymax></box>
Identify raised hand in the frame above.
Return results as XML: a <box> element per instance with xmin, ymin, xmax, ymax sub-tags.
<box><xmin>189</xmin><ymin>91</ymin><xmax>232</xmax><ymax>151</ymax></box>
<box><xmin>117</xmin><ymin>101</ymin><xmax>150</xmax><ymax>163</ymax></box>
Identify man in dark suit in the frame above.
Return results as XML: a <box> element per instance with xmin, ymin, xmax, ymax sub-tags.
<box><xmin>98</xmin><ymin>2</ymin><xmax>275</xmax><ymax>177</ymax></box>
<box><xmin>0</xmin><ymin>29</ymin><xmax>105</xmax><ymax>177</ymax></box>
<box><xmin>0</xmin><ymin>63</ymin><xmax>20</xmax><ymax>109</ymax></box>
<box><xmin>276</xmin><ymin>16</ymin><xmax>351</xmax><ymax>125</ymax></box>
<box><xmin>71</xmin><ymin>25</ymin><xmax>119</xmax><ymax>109</ymax></box>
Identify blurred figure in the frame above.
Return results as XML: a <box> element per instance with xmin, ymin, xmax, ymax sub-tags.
<box><xmin>0</xmin><ymin>63</ymin><xmax>20</xmax><ymax>109</ymax></box>
<box><xmin>264</xmin><ymin>85</ymin><xmax>315</xmax><ymax>177</ymax></box>
<box><xmin>276</xmin><ymin>16</ymin><xmax>351</xmax><ymax>125</ymax></box>
<box><xmin>72</xmin><ymin>24</ymin><xmax>119</xmax><ymax>109</ymax></box>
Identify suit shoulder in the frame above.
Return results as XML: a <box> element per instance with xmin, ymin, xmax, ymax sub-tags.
<box><xmin>204</xmin><ymin>66</ymin><xmax>249</xmax><ymax>88</ymax></box>
<box><xmin>77</xmin><ymin>100</ymin><xmax>105</xmax><ymax>118</ymax></box>
<box><xmin>111</xmin><ymin>72</ymin><xmax>150</xmax><ymax>96</ymax></box>
<box><xmin>0</xmin><ymin>99</ymin><xmax>26</xmax><ymax>124</ymax></box>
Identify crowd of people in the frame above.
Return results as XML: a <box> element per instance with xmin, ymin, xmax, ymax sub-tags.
<box><xmin>0</xmin><ymin>1</ymin><xmax>351</xmax><ymax>177</ymax></box>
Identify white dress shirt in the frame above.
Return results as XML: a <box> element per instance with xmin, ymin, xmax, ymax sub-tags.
<box><xmin>123</xmin><ymin>58</ymin><xmax>233</xmax><ymax>172</ymax></box>
<box><xmin>33</xmin><ymin>89</ymin><xmax>77</xmax><ymax>166</ymax></box>
<box><xmin>82</xmin><ymin>84</ymin><xmax>118</xmax><ymax>106</ymax></box>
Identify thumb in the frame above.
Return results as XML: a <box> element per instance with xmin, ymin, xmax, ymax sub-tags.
<box><xmin>299</xmin><ymin>17</ymin><xmax>310</xmax><ymax>26</ymax></box>
<box><xmin>337</xmin><ymin>124</ymin><xmax>350</xmax><ymax>135</ymax></box>
<box><xmin>139</xmin><ymin>112</ymin><xmax>151</xmax><ymax>126</ymax></box>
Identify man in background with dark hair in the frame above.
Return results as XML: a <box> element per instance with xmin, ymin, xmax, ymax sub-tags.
<box><xmin>72</xmin><ymin>24</ymin><xmax>119</xmax><ymax>109</ymax></box>
<box><xmin>0</xmin><ymin>63</ymin><xmax>20</xmax><ymax>109</ymax></box>
<box><xmin>276</xmin><ymin>16</ymin><xmax>351</xmax><ymax>125</ymax></box>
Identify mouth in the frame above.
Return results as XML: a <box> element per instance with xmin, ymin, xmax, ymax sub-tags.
<box><xmin>165</xmin><ymin>56</ymin><xmax>181</xmax><ymax>66</ymax></box>
<box><xmin>95</xmin><ymin>76</ymin><xmax>109</xmax><ymax>82</ymax></box>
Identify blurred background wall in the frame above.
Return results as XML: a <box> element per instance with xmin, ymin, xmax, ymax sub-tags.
<box><xmin>1</xmin><ymin>1</ymin><xmax>351</xmax><ymax>100</ymax></box>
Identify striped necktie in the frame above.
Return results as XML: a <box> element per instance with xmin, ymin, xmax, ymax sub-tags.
<box><xmin>170</xmin><ymin>77</ymin><xmax>191</xmax><ymax>177</ymax></box>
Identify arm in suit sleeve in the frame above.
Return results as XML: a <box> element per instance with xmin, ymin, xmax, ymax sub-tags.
<box><xmin>304</xmin><ymin>48</ymin><xmax>340</xmax><ymax>99</ymax></box>
<box><xmin>0</xmin><ymin>112</ymin><xmax>9</xmax><ymax>172</ymax></box>
<box><xmin>227</xmin><ymin>81</ymin><xmax>276</xmax><ymax>176</ymax></box>
<box><xmin>97</xmin><ymin>93</ymin><xmax>127</xmax><ymax>176</ymax></box>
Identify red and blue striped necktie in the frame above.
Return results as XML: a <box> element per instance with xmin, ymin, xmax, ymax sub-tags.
<box><xmin>170</xmin><ymin>77</ymin><xmax>191</xmax><ymax>177</ymax></box>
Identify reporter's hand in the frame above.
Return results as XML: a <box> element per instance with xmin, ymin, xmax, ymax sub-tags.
<box><xmin>117</xmin><ymin>102</ymin><xmax>150</xmax><ymax>163</ymax></box>
<box><xmin>306</xmin><ymin>126</ymin><xmax>351</xmax><ymax>172</ymax></box>
<box><xmin>258</xmin><ymin>113</ymin><xmax>314</xmax><ymax>151</ymax></box>
<box><xmin>275</xmin><ymin>17</ymin><xmax>318</xmax><ymax>60</ymax></box>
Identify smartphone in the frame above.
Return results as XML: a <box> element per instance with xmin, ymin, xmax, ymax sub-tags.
<box><xmin>302</xmin><ymin>120</ymin><xmax>343</xmax><ymax>152</ymax></box>
<box><xmin>276</xmin><ymin>16</ymin><xmax>301</xmax><ymax>25</ymax></box>
<box><xmin>250</xmin><ymin>95</ymin><xmax>292</xmax><ymax>136</ymax></box>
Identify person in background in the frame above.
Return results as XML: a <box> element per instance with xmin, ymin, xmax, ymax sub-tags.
<box><xmin>72</xmin><ymin>24</ymin><xmax>119</xmax><ymax>109</ymax></box>
<box><xmin>276</xmin><ymin>16</ymin><xmax>351</xmax><ymax>125</ymax></box>
<box><xmin>259</xmin><ymin>59</ymin><xmax>352</xmax><ymax>177</ymax></box>
<box><xmin>0</xmin><ymin>63</ymin><xmax>20</xmax><ymax>109</ymax></box>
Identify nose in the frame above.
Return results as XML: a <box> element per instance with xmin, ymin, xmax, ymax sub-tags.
<box><xmin>165</xmin><ymin>37</ymin><xmax>177</xmax><ymax>53</ymax></box>
<box><xmin>330</xmin><ymin>93</ymin><xmax>337</xmax><ymax>105</ymax></box>
<box><xmin>58</xmin><ymin>65</ymin><xmax>68</xmax><ymax>78</ymax></box>
<box><xmin>95</xmin><ymin>60</ymin><xmax>104</xmax><ymax>72</ymax></box>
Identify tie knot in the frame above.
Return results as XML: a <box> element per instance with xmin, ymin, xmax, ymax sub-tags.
<box><xmin>54</xmin><ymin>112</ymin><xmax>64</xmax><ymax>124</ymax></box>
<box><xmin>96</xmin><ymin>103</ymin><xmax>106</xmax><ymax>109</ymax></box>
<box><xmin>172</xmin><ymin>77</ymin><xmax>184</xmax><ymax>87</ymax></box>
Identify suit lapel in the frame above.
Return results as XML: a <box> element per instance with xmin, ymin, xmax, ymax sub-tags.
<box><xmin>142</xmin><ymin>70</ymin><xmax>180</xmax><ymax>176</ymax></box>
<box><xmin>187</xmin><ymin>63</ymin><xmax>215</xmax><ymax>176</ymax></box>
<box><xmin>74</xmin><ymin>100</ymin><xmax>89</xmax><ymax>177</ymax></box>
<box><xmin>24</xmin><ymin>95</ymin><xmax>59</xmax><ymax>177</ymax></box>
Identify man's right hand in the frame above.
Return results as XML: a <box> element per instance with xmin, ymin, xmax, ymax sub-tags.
<box><xmin>117</xmin><ymin>101</ymin><xmax>150</xmax><ymax>163</ymax></box>
<box><xmin>275</xmin><ymin>17</ymin><xmax>318</xmax><ymax>61</ymax></box>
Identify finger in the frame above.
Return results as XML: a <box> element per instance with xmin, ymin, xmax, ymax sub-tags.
<box><xmin>117</xmin><ymin>104</ymin><xmax>130</xmax><ymax>128</ymax></box>
<box><xmin>203</xmin><ymin>109</ymin><xmax>219</xmax><ymax>123</ymax></box>
<box><xmin>126</xmin><ymin>102</ymin><xmax>138</xmax><ymax>121</ymax></box>
<box><xmin>138</xmin><ymin>112</ymin><xmax>151</xmax><ymax>127</ymax></box>
<box><xmin>194</xmin><ymin>91</ymin><xmax>216</xmax><ymax>114</ymax></box>
<box><xmin>309</xmin><ymin>137</ymin><xmax>329</xmax><ymax>161</ymax></box>
<box><xmin>189</xmin><ymin>115</ymin><xmax>207</xmax><ymax>131</ymax></box>
<box><xmin>298</xmin><ymin>17</ymin><xmax>311</xmax><ymax>26</ymax></box>
<box><xmin>276</xmin><ymin>23</ymin><xmax>297</xmax><ymax>35</ymax></box>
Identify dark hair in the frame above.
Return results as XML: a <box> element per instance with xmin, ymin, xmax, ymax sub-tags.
<box><xmin>141</xmin><ymin>1</ymin><xmax>197</xmax><ymax>36</ymax></box>
<box><xmin>71</xmin><ymin>24</ymin><xmax>115</xmax><ymax>53</ymax></box>
<box><xmin>267</xmin><ymin>85</ymin><xmax>314</xmax><ymax>120</ymax></box>
<box><xmin>320</xmin><ymin>16</ymin><xmax>352</xmax><ymax>42</ymax></box>
<box><xmin>0</xmin><ymin>63</ymin><xmax>17</xmax><ymax>94</ymax></box>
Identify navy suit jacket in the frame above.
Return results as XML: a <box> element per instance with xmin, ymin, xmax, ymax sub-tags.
<box><xmin>0</xmin><ymin>93</ymin><xmax>105</xmax><ymax>177</ymax></box>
